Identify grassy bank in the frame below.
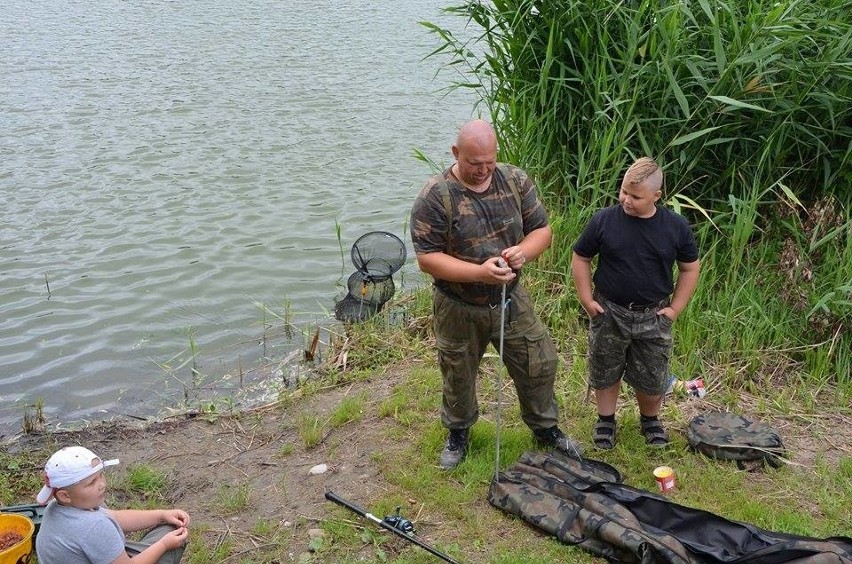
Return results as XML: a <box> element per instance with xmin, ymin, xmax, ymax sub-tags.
<box><xmin>3</xmin><ymin>0</ymin><xmax>851</xmax><ymax>559</ymax></box>
<box><xmin>2</xmin><ymin>283</ymin><xmax>850</xmax><ymax>562</ymax></box>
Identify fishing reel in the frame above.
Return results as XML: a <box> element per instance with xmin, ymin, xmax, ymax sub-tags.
<box><xmin>381</xmin><ymin>506</ymin><xmax>415</xmax><ymax>535</ymax></box>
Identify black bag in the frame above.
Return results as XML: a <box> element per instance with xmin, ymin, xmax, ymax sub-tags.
<box><xmin>687</xmin><ymin>412</ymin><xmax>786</xmax><ymax>469</ymax></box>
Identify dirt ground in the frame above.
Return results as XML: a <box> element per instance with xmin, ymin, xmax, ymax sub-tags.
<box><xmin>10</xmin><ymin>366</ymin><xmax>852</xmax><ymax>563</ymax></box>
<box><xmin>15</xmin><ymin>374</ymin><xmax>406</xmax><ymax>562</ymax></box>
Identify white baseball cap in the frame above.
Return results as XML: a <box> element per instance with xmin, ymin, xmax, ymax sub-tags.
<box><xmin>36</xmin><ymin>446</ymin><xmax>119</xmax><ymax>505</ymax></box>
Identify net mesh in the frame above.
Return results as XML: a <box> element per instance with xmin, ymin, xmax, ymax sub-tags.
<box><xmin>346</xmin><ymin>271</ymin><xmax>395</xmax><ymax>304</ymax></box>
<box><xmin>350</xmin><ymin>231</ymin><xmax>406</xmax><ymax>278</ymax></box>
<box><xmin>335</xmin><ymin>231</ymin><xmax>407</xmax><ymax>322</ymax></box>
<box><xmin>334</xmin><ymin>294</ymin><xmax>383</xmax><ymax>323</ymax></box>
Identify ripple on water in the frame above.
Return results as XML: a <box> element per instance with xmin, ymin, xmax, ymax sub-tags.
<box><xmin>0</xmin><ymin>0</ymin><xmax>475</xmax><ymax>433</ymax></box>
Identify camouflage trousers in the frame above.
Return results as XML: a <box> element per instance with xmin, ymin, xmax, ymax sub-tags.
<box><xmin>433</xmin><ymin>285</ymin><xmax>559</xmax><ymax>430</ymax></box>
<box><xmin>588</xmin><ymin>297</ymin><xmax>673</xmax><ymax>395</ymax></box>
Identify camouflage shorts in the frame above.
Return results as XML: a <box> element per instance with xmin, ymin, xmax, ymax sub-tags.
<box><xmin>587</xmin><ymin>299</ymin><xmax>673</xmax><ymax>395</ymax></box>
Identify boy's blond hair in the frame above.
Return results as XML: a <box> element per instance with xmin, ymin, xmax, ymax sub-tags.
<box><xmin>625</xmin><ymin>157</ymin><xmax>663</xmax><ymax>189</ymax></box>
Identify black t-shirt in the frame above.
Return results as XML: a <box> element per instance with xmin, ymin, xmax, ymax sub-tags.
<box><xmin>573</xmin><ymin>204</ymin><xmax>698</xmax><ymax>306</ymax></box>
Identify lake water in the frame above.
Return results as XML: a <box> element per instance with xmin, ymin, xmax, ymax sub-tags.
<box><xmin>0</xmin><ymin>0</ymin><xmax>476</xmax><ymax>436</ymax></box>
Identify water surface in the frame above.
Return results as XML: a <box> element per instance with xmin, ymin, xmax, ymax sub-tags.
<box><xmin>0</xmin><ymin>0</ymin><xmax>476</xmax><ymax>434</ymax></box>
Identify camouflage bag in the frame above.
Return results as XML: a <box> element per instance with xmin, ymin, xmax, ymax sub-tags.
<box><xmin>488</xmin><ymin>450</ymin><xmax>852</xmax><ymax>563</ymax></box>
<box><xmin>687</xmin><ymin>412</ymin><xmax>786</xmax><ymax>469</ymax></box>
<box><xmin>488</xmin><ymin>452</ymin><xmax>698</xmax><ymax>562</ymax></box>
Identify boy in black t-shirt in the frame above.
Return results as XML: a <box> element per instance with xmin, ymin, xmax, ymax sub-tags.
<box><xmin>571</xmin><ymin>157</ymin><xmax>700</xmax><ymax>449</ymax></box>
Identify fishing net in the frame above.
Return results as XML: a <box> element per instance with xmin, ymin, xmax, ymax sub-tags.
<box><xmin>334</xmin><ymin>294</ymin><xmax>382</xmax><ymax>323</ymax></box>
<box><xmin>350</xmin><ymin>231</ymin><xmax>406</xmax><ymax>279</ymax></box>
<box><xmin>335</xmin><ymin>231</ymin><xmax>407</xmax><ymax>323</ymax></box>
<box><xmin>346</xmin><ymin>271</ymin><xmax>396</xmax><ymax>304</ymax></box>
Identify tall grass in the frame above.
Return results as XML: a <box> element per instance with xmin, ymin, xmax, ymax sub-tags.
<box><xmin>425</xmin><ymin>0</ymin><xmax>852</xmax><ymax>398</ymax></box>
<box><xmin>427</xmin><ymin>0</ymin><xmax>852</xmax><ymax>202</ymax></box>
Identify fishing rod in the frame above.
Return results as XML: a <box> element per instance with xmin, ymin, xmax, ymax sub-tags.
<box><xmin>325</xmin><ymin>491</ymin><xmax>460</xmax><ymax>563</ymax></box>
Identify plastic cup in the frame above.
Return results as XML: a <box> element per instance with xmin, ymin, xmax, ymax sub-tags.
<box><xmin>653</xmin><ymin>466</ymin><xmax>676</xmax><ymax>493</ymax></box>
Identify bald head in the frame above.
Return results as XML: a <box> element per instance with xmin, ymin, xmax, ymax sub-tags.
<box><xmin>451</xmin><ymin>120</ymin><xmax>498</xmax><ymax>190</ymax></box>
<box><xmin>455</xmin><ymin>119</ymin><xmax>497</xmax><ymax>151</ymax></box>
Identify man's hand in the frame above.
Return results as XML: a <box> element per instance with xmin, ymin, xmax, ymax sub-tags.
<box><xmin>500</xmin><ymin>246</ymin><xmax>527</xmax><ymax>270</ymax></box>
<box><xmin>486</xmin><ymin>256</ymin><xmax>515</xmax><ymax>284</ymax></box>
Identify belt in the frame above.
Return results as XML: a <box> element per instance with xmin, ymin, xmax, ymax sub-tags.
<box><xmin>436</xmin><ymin>285</ymin><xmax>515</xmax><ymax>308</ymax></box>
<box><xmin>596</xmin><ymin>291</ymin><xmax>668</xmax><ymax>313</ymax></box>
<box><xmin>621</xmin><ymin>299</ymin><xmax>668</xmax><ymax>313</ymax></box>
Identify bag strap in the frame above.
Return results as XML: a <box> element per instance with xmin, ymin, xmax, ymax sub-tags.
<box><xmin>437</xmin><ymin>164</ymin><xmax>523</xmax><ymax>256</ymax></box>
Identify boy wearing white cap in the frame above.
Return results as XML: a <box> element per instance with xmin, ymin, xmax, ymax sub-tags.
<box><xmin>35</xmin><ymin>446</ymin><xmax>190</xmax><ymax>564</ymax></box>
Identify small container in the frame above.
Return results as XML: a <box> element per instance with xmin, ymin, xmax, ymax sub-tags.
<box><xmin>684</xmin><ymin>378</ymin><xmax>706</xmax><ymax>398</ymax></box>
<box><xmin>665</xmin><ymin>375</ymin><xmax>678</xmax><ymax>395</ymax></box>
<box><xmin>653</xmin><ymin>466</ymin><xmax>676</xmax><ymax>493</ymax></box>
<box><xmin>0</xmin><ymin>512</ymin><xmax>35</xmax><ymax>563</ymax></box>
<box><xmin>667</xmin><ymin>376</ymin><xmax>707</xmax><ymax>398</ymax></box>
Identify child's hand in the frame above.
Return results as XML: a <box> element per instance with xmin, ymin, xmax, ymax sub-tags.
<box><xmin>162</xmin><ymin>508</ymin><xmax>191</xmax><ymax>527</ymax></box>
<box><xmin>160</xmin><ymin>526</ymin><xmax>189</xmax><ymax>550</ymax></box>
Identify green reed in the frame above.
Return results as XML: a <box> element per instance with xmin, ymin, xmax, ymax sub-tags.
<box><xmin>428</xmin><ymin>0</ymin><xmax>852</xmax><ymax>204</ymax></box>
<box><xmin>426</xmin><ymin>0</ymin><xmax>852</xmax><ymax>397</ymax></box>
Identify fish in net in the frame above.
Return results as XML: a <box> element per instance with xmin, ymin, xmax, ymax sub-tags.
<box><xmin>335</xmin><ymin>231</ymin><xmax>406</xmax><ymax>323</ymax></box>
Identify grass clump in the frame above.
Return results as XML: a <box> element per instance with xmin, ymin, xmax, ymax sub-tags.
<box><xmin>0</xmin><ymin>446</ymin><xmax>50</xmax><ymax>506</ymax></box>
<box><xmin>328</xmin><ymin>393</ymin><xmax>367</xmax><ymax>429</ymax></box>
<box><xmin>297</xmin><ymin>414</ymin><xmax>324</xmax><ymax>449</ymax></box>
<box><xmin>214</xmin><ymin>482</ymin><xmax>251</xmax><ymax>515</ymax></box>
<box><xmin>123</xmin><ymin>464</ymin><xmax>167</xmax><ymax>496</ymax></box>
<box><xmin>112</xmin><ymin>463</ymin><xmax>170</xmax><ymax>509</ymax></box>
<box><xmin>277</xmin><ymin>442</ymin><xmax>295</xmax><ymax>457</ymax></box>
<box><xmin>185</xmin><ymin>525</ymin><xmax>233</xmax><ymax>564</ymax></box>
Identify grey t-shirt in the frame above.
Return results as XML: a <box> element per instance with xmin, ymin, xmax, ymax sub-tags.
<box><xmin>36</xmin><ymin>501</ymin><xmax>125</xmax><ymax>564</ymax></box>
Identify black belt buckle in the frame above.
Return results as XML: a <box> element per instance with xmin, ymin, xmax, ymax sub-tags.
<box><xmin>626</xmin><ymin>299</ymin><xmax>665</xmax><ymax>312</ymax></box>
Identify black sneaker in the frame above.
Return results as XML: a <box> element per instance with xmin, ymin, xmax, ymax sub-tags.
<box><xmin>534</xmin><ymin>426</ymin><xmax>584</xmax><ymax>459</ymax></box>
<box><xmin>439</xmin><ymin>428</ymin><xmax>469</xmax><ymax>470</ymax></box>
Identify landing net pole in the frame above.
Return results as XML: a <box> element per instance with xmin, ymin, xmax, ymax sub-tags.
<box><xmin>495</xmin><ymin>277</ymin><xmax>507</xmax><ymax>483</ymax></box>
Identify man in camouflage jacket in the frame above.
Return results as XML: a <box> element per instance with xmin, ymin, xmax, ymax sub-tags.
<box><xmin>410</xmin><ymin>119</ymin><xmax>582</xmax><ymax>469</ymax></box>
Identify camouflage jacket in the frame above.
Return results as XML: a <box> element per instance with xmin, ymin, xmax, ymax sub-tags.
<box><xmin>409</xmin><ymin>164</ymin><xmax>548</xmax><ymax>306</ymax></box>
<box><xmin>488</xmin><ymin>451</ymin><xmax>852</xmax><ymax>562</ymax></box>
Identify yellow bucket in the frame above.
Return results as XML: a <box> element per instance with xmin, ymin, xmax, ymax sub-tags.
<box><xmin>0</xmin><ymin>513</ymin><xmax>34</xmax><ymax>564</ymax></box>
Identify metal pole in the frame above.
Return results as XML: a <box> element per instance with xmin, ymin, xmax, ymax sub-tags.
<box><xmin>495</xmin><ymin>280</ymin><xmax>506</xmax><ymax>482</ymax></box>
<box><xmin>494</xmin><ymin>258</ymin><xmax>510</xmax><ymax>483</ymax></box>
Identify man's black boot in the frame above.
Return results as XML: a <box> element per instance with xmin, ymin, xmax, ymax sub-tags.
<box><xmin>439</xmin><ymin>428</ymin><xmax>469</xmax><ymax>470</ymax></box>
<box><xmin>534</xmin><ymin>426</ymin><xmax>584</xmax><ymax>459</ymax></box>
